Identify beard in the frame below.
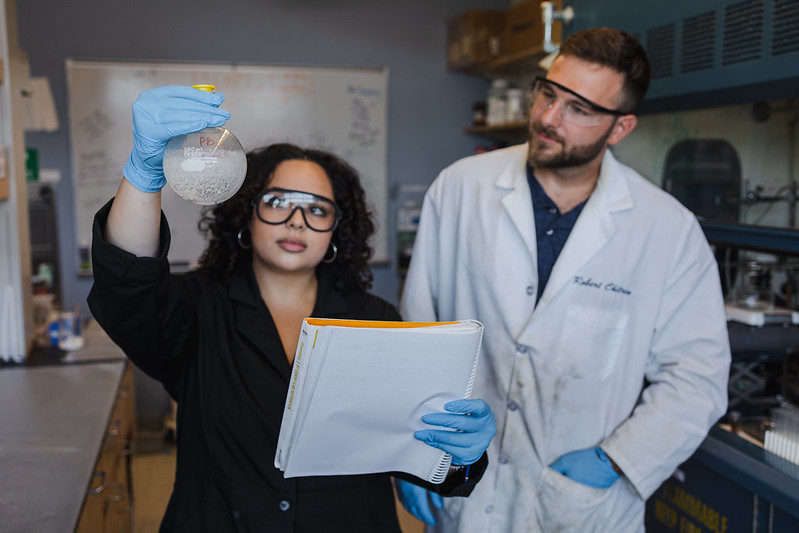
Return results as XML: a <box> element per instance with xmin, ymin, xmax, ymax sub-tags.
<box><xmin>528</xmin><ymin>120</ymin><xmax>614</xmax><ymax>169</ymax></box>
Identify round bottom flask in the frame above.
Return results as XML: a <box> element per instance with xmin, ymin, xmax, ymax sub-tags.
<box><xmin>163</xmin><ymin>86</ymin><xmax>247</xmax><ymax>205</ymax></box>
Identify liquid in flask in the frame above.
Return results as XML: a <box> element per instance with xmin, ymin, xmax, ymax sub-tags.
<box><xmin>163</xmin><ymin>85</ymin><xmax>247</xmax><ymax>205</ymax></box>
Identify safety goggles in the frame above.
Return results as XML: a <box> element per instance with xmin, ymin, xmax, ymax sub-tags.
<box><xmin>531</xmin><ymin>76</ymin><xmax>628</xmax><ymax>127</ymax></box>
<box><xmin>251</xmin><ymin>187</ymin><xmax>341</xmax><ymax>232</ymax></box>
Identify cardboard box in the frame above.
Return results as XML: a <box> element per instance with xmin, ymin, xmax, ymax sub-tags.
<box><xmin>447</xmin><ymin>10</ymin><xmax>505</xmax><ymax>70</ymax></box>
<box><xmin>503</xmin><ymin>0</ymin><xmax>562</xmax><ymax>55</ymax></box>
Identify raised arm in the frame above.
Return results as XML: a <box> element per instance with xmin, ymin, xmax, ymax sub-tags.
<box><xmin>104</xmin><ymin>86</ymin><xmax>231</xmax><ymax>256</ymax></box>
<box><xmin>105</xmin><ymin>179</ymin><xmax>162</xmax><ymax>257</ymax></box>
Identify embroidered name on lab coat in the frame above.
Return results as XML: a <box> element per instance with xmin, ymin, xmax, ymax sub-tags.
<box><xmin>573</xmin><ymin>276</ymin><xmax>631</xmax><ymax>295</ymax></box>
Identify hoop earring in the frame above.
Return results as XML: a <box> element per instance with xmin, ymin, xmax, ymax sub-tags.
<box><xmin>322</xmin><ymin>242</ymin><xmax>338</xmax><ymax>263</ymax></box>
<box><xmin>237</xmin><ymin>227</ymin><xmax>252</xmax><ymax>250</ymax></box>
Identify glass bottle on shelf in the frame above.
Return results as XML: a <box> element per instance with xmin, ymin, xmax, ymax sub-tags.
<box><xmin>396</xmin><ymin>184</ymin><xmax>427</xmax><ymax>276</ymax></box>
<box><xmin>486</xmin><ymin>79</ymin><xmax>508</xmax><ymax>126</ymax></box>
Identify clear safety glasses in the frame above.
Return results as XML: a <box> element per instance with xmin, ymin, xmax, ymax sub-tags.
<box><xmin>531</xmin><ymin>76</ymin><xmax>628</xmax><ymax>127</ymax></box>
<box><xmin>252</xmin><ymin>187</ymin><xmax>342</xmax><ymax>232</ymax></box>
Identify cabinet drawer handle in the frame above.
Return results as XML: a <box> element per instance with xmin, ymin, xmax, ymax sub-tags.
<box><xmin>119</xmin><ymin>440</ymin><xmax>132</xmax><ymax>457</ymax></box>
<box><xmin>107</xmin><ymin>419</ymin><xmax>122</xmax><ymax>437</ymax></box>
<box><xmin>107</xmin><ymin>482</ymin><xmax>124</xmax><ymax>503</ymax></box>
<box><xmin>88</xmin><ymin>471</ymin><xmax>107</xmax><ymax>494</ymax></box>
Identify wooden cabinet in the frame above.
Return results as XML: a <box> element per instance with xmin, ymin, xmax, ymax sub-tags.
<box><xmin>455</xmin><ymin>0</ymin><xmax>799</xmax><ymax>117</ymax></box>
<box><xmin>449</xmin><ymin>2</ymin><xmax>559</xmax><ymax>143</ymax></box>
<box><xmin>76</xmin><ymin>363</ymin><xmax>136</xmax><ymax>533</ymax></box>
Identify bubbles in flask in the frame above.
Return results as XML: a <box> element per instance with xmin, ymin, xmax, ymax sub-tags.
<box><xmin>162</xmin><ymin>85</ymin><xmax>247</xmax><ymax>205</ymax></box>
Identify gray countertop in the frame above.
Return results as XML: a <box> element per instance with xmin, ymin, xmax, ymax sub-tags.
<box><xmin>62</xmin><ymin>320</ymin><xmax>127</xmax><ymax>364</ymax></box>
<box><xmin>0</xmin><ymin>323</ymin><xmax>127</xmax><ymax>533</ymax></box>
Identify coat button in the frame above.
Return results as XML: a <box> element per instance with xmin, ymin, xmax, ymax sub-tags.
<box><xmin>498</xmin><ymin>454</ymin><xmax>510</xmax><ymax>464</ymax></box>
<box><xmin>526</xmin><ymin>285</ymin><xmax>534</xmax><ymax>295</ymax></box>
<box><xmin>485</xmin><ymin>504</ymin><xmax>494</xmax><ymax>513</ymax></box>
<box><xmin>516</xmin><ymin>345</ymin><xmax>527</xmax><ymax>355</ymax></box>
<box><xmin>508</xmin><ymin>400</ymin><xmax>519</xmax><ymax>411</ymax></box>
<box><xmin>279</xmin><ymin>500</ymin><xmax>290</xmax><ymax>511</ymax></box>
<box><xmin>545</xmin><ymin>229</ymin><xmax>554</xmax><ymax>236</ymax></box>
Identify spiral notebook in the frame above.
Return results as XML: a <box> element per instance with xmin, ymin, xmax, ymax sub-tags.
<box><xmin>275</xmin><ymin>318</ymin><xmax>484</xmax><ymax>484</ymax></box>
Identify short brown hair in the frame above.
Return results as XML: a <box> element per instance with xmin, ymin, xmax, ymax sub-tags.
<box><xmin>559</xmin><ymin>27</ymin><xmax>650</xmax><ymax>113</ymax></box>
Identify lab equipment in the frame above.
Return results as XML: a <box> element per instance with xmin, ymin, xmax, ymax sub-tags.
<box><xmin>505</xmin><ymin>87</ymin><xmax>524</xmax><ymax>122</ymax></box>
<box><xmin>531</xmin><ymin>76</ymin><xmax>627</xmax><ymax>127</ymax></box>
<box><xmin>764</xmin><ymin>399</ymin><xmax>799</xmax><ymax>466</ymax></box>
<box><xmin>725</xmin><ymin>258</ymin><xmax>799</xmax><ymax>326</ymax></box>
<box><xmin>396</xmin><ymin>184</ymin><xmax>426</xmax><ymax>277</ymax></box>
<box><xmin>163</xmin><ymin>85</ymin><xmax>247</xmax><ymax>205</ymax></box>
<box><xmin>645</xmin><ymin>222</ymin><xmax>799</xmax><ymax>532</ymax></box>
<box><xmin>252</xmin><ymin>188</ymin><xmax>341</xmax><ymax>232</ymax></box>
<box><xmin>486</xmin><ymin>78</ymin><xmax>507</xmax><ymax>126</ymax></box>
<box><xmin>56</xmin><ymin>307</ymin><xmax>84</xmax><ymax>351</ymax></box>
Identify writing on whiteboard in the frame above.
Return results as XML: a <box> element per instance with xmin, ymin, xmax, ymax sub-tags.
<box><xmin>67</xmin><ymin>61</ymin><xmax>389</xmax><ymax>266</ymax></box>
<box><xmin>348</xmin><ymin>85</ymin><xmax>381</xmax><ymax>148</ymax></box>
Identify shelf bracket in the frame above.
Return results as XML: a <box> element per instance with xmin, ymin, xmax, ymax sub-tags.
<box><xmin>540</xmin><ymin>2</ymin><xmax>575</xmax><ymax>54</ymax></box>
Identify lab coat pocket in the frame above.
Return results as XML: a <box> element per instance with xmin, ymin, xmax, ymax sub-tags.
<box><xmin>537</xmin><ymin>466</ymin><xmax>613</xmax><ymax>531</ymax></box>
<box><xmin>555</xmin><ymin>305</ymin><xmax>627</xmax><ymax>380</ymax></box>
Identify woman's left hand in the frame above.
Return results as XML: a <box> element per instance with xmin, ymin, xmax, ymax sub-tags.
<box><xmin>394</xmin><ymin>479</ymin><xmax>442</xmax><ymax>526</ymax></box>
<box><xmin>414</xmin><ymin>398</ymin><xmax>496</xmax><ymax>465</ymax></box>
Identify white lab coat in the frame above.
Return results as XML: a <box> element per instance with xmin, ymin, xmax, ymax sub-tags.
<box><xmin>401</xmin><ymin>144</ymin><xmax>731</xmax><ymax>533</ymax></box>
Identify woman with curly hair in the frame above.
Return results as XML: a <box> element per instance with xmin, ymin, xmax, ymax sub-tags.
<box><xmin>197</xmin><ymin>143</ymin><xmax>376</xmax><ymax>292</ymax></box>
<box><xmin>87</xmin><ymin>86</ymin><xmax>495</xmax><ymax>532</ymax></box>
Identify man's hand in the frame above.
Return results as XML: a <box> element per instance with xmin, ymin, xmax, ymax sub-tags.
<box><xmin>549</xmin><ymin>447</ymin><xmax>621</xmax><ymax>488</ymax></box>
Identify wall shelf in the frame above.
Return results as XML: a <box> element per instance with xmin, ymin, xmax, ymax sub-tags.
<box><xmin>465</xmin><ymin>120</ymin><xmax>527</xmax><ymax>134</ymax></box>
<box><xmin>457</xmin><ymin>44</ymin><xmax>549</xmax><ymax>78</ymax></box>
<box><xmin>700</xmin><ymin>220</ymin><xmax>799</xmax><ymax>257</ymax></box>
<box><xmin>464</xmin><ymin>120</ymin><xmax>528</xmax><ymax>143</ymax></box>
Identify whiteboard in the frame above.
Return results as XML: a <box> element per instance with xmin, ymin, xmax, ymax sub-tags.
<box><xmin>66</xmin><ymin>59</ymin><xmax>389</xmax><ymax>266</ymax></box>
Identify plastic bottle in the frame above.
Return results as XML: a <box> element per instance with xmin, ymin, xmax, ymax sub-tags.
<box><xmin>472</xmin><ymin>101</ymin><xmax>487</xmax><ymax>126</ymax></box>
<box><xmin>396</xmin><ymin>184</ymin><xmax>427</xmax><ymax>277</ymax></box>
<box><xmin>163</xmin><ymin>85</ymin><xmax>247</xmax><ymax>205</ymax></box>
<box><xmin>486</xmin><ymin>79</ymin><xmax>508</xmax><ymax>126</ymax></box>
<box><xmin>505</xmin><ymin>87</ymin><xmax>524</xmax><ymax>122</ymax></box>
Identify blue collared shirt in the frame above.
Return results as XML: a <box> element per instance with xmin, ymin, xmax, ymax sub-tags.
<box><xmin>527</xmin><ymin>164</ymin><xmax>587</xmax><ymax>301</ymax></box>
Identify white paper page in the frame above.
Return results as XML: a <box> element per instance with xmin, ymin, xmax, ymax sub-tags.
<box><xmin>275</xmin><ymin>322</ymin><xmax>320</xmax><ymax>469</ymax></box>
<box><xmin>282</xmin><ymin>323</ymin><xmax>482</xmax><ymax>482</ymax></box>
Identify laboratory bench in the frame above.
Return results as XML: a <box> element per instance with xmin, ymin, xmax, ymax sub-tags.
<box><xmin>645</xmin><ymin>321</ymin><xmax>799</xmax><ymax>533</ymax></box>
<box><xmin>3</xmin><ymin>316</ymin><xmax>799</xmax><ymax>532</ymax></box>
<box><xmin>0</xmin><ymin>321</ymin><xmax>135</xmax><ymax>533</ymax></box>
<box><xmin>646</xmin><ymin>425</ymin><xmax>799</xmax><ymax>532</ymax></box>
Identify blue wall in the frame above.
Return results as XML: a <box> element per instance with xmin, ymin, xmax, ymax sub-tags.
<box><xmin>17</xmin><ymin>0</ymin><xmax>508</xmax><ymax>309</ymax></box>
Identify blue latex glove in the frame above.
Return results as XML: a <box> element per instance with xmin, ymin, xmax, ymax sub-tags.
<box><xmin>122</xmin><ymin>85</ymin><xmax>230</xmax><ymax>192</ymax></box>
<box><xmin>394</xmin><ymin>478</ymin><xmax>443</xmax><ymax>526</ymax></box>
<box><xmin>549</xmin><ymin>447</ymin><xmax>620</xmax><ymax>488</ymax></box>
<box><xmin>414</xmin><ymin>398</ymin><xmax>496</xmax><ymax>466</ymax></box>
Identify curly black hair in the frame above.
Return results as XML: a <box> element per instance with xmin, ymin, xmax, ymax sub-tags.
<box><xmin>196</xmin><ymin>143</ymin><xmax>375</xmax><ymax>291</ymax></box>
